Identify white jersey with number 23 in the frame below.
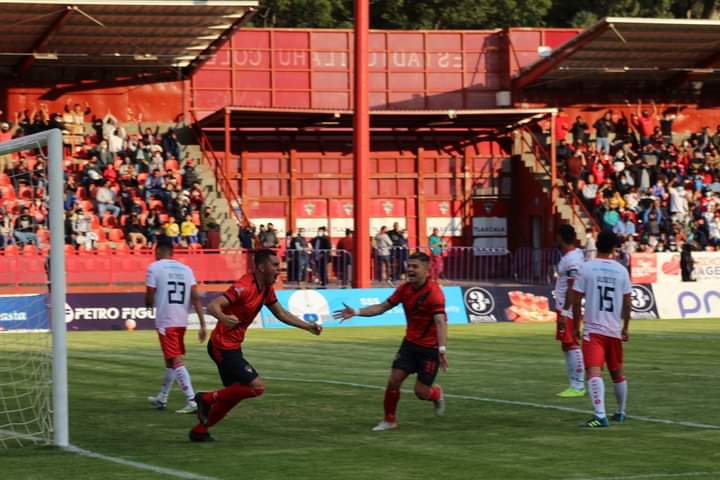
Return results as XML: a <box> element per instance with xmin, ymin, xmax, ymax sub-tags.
<box><xmin>146</xmin><ymin>259</ymin><xmax>197</xmax><ymax>329</ymax></box>
<box><xmin>572</xmin><ymin>258</ymin><xmax>631</xmax><ymax>339</ymax></box>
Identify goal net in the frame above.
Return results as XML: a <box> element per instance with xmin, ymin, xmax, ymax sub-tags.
<box><xmin>0</xmin><ymin>129</ymin><xmax>67</xmax><ymax>447</ymax></box>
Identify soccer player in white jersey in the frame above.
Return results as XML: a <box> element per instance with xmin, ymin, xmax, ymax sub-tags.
<box><xmin>570</xmin><ymin>231</ymin><xmax>631</xmax><ymax>428</ymax></box>
<box><xmin>554</xmin><ymin>224</ymin><xmax>586</xmax><ymax>398</ymax></box>
<box><xmin>145</xmin><ymin>238</ymin><xmax>207</xmax><ymax>414</ymax></box>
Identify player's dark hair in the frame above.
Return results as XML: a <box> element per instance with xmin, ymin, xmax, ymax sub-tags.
<box><xmin>254</xmin><ymin>248</ymin><xmax>277</xmax><ymax>266</ymax></box>
<box><xmin>408</xmin><ymin>252</ymin><xmax>431</xmax><ymax>264</ymax></box>
<box><xmin>156</xmin><ymin>238</ymin><xmax>174</xmax><ymax>254</ymax></box>
<box><xmin>558</xmin><ymin>224</ymin><xmax>576</xmax><ymax>245</ymax></box>
<box><xmin>596</xmin><ymin>231</ymin><xmax>618</xmax><ymax>254</ymax></box>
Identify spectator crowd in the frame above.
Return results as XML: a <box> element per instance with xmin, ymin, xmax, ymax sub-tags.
<box><xmin>554</xmin><ymin>100</ymin><xmax>720</xmax><ymax>255</ymax></box>
<box><xmin>0</xmin><ymin>101</ymin><xmax>218</xmax><ymax>253</ymax></box>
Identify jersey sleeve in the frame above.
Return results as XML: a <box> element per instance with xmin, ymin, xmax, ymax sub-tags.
<box><xmin>387</xmin><ymin>284</ymin><xmax>405</xmax><ymax>306</ymax></box>
<box><xmin>428</xmin><ymin>285</ymin><xmax>446</xmax><ymax>316</ymax></box>
<box><xmin>145</xmin><ymin>263</ymin><xmax>157</xmax><ymax>288</ymax></box>
<box><xmin>186</xmin><ymin>267</ymin><xmax>197</xmax><ymax>287</ymax></box>
<box><xmin>572</xmin><ymin>265</ymin><xmax>587</xmax><ymax>293</ymax></box>
<box><xmin>565</xmin><ymin>255</ymin><xmax>582</xmax><ymax>279</ymax></box>
<box><xmin>265</xmin><ymin>287</ymin><xmax>278</xmax><ymax>306</ymax></box>
<box><xmin>223</xmin><ymin>280</ymin><xmax>244</xmax><ymax>305</ymax></box>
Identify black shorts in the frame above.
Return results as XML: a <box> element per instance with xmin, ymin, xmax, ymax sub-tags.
<box><xmin>391</xmin><ymin>339</ymin><xmax>440</xmax><ymax>386</ymax></box>
<box><xmin>207</xmin><ymin>340</ymin><xmax>259</xmax><ymax>387</ymax></box>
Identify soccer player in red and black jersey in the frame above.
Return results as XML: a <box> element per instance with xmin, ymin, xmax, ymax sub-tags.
<box><xmin>333</xmin><ymin>252</ymin><xmax>448</xmax><ymax>431</ymax></box>
<box><xmin>188</xmin><ymin>249</ymin><xmax>323</xmax><ymax>442</ymax></box>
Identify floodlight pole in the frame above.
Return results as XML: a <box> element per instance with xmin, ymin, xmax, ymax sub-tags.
<box><xmin>353</xmin><ymin>0</ymin><xmax>371</xmax><ymax>288</ymax></box>
<box><xmin>48</xmin><ymin>128</ymin><xmax>68</xmax><ymax>447</ymax></box>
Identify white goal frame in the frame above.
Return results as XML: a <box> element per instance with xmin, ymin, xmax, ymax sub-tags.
<box><xmin>0</xmin><ymin>128</ymin><xmax>67</xmax><ymax>447</ymax></box>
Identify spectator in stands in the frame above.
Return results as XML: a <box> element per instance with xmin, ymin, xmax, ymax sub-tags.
<box><xmin>633</xmin><ymin>99</ymin><xmax>657</xmax><ymax>147</ymax></box>
<box><xmin>681</xmin><ymin>242</ymin><xmax>695</xmax><ymax>282</ymax></box>
<box><xmin>108</xmin><ymin>127</ymin><xmax>125</xmax><ymax>156</ymax></box>
<box><xmin>181</xmin><ymin>214</ymin><xmax>199</xmax><ymax>246</ymax></box>
<box><xmin>311</xmin><ymin>226</ymin><xmax>332</xmax><ymax>286</ymax></box>
<box><xmin>288</xmin><ymin>227</ymin><xmax>309</xmax><ymax>282</ymax></box>
<box><xmin>125</xmin><ymin>213</ymin><xmax>149</xmax><ymax>248</ymax></box>
<box><xmin>94</xmin><ymin>139</ymin><xmax>114</xmax><ymax>168</ymax></box>
<box><xmin>145</xmin><ymin>168</ymin><xmax>165</xmax><ymax>202</ymax></box>
<box><xmin>238</xmin><ymin>223</ymin><xmax>255</xmax><ymax>249</ymax></box>
<box><xmin>164</xmin><ymin>217</ymin><xmax>181</xmax><ymax>245</ymax></box>
<box><xmin>64</xmin><ymin>209</ymin><xmax>77</xmax><ymax>247</ymax></box>
<box><xmin>182</xmin><ymin>159</ymin><xmax>199</xmax><ymax>189</ymax></box>
<box><xmin>593</xmin><ymin>110</ymin><xmax>613</xmax><ymax>155</ymax></box>
<box><xmin>374</xmin><ymin>226</ymin><xmax>393</xmax><ymax>283</ymax></box>
<box><xmin>0</xmin><ymin>118</ymin><xmax>20</xmax><ymax>172</ymax></box>
<box><xmin>387</xmin><ymin>222</ymin><xmax>405</xmax><ymax>282</ymax></box>
<box><xmin>149</xmin><ymin>149</ymin><xmax>164</xmax><ymax>173</ymax></box>
<box><xmin>613</xmin><ymin>211</ymin><xmax>636</xmax><ymax>238</ymax></box>
<box><xmin>201</xmin><ymin>206</ymin><xmax>220</xmax><ymax>249</ymax></box>
<box><xmin>96</xmin><ymin>180</ymin><xmax>121</xmax><ymax>217</ymax></box>
<box><xmin>102</xmin><ymin>111</ymin><xmax>119</xmax><ymax>141</ymax></box>
<box><xmin>145</xmin><ymin>210</ymin><xmax>163</xmax><ymax>245</ymax></box>
<box><xmin>261</xmin><ymin>223</ymin><xmax>279</xmax><ymax>248</ymax></box>
<box><xmin>82</xmin><ymin>156</ymin><xmax>104</xmax><ymax>189</ymax></box>
<box><xmin>63</xmin><ymin>100</ymin><xmax>91</xmax><ymax>147</ymax></box>
<box><xmin>162</xmin><ymin>128</ymin><xmax>182</xmax><ymax>162</ymax></box>
<box><xmin>428</xmin><ymin>227</ymin><xmax>445</xmax><ymax>280</ymax></box>
<box><xmin>336</xmin><ymin>228</ymin><xmax>353</xmax><ymax>286</ymax></box>
<box><xmin>72</xmin><ymin>208</ymin><xmax>96</xmax><ymax>251</ymax></box>
<box><xmin>0</xmin><ymin>209</ymin><xmax>11</xmax><ymax>248</ymax></box>
<box><xmin>571</xmin><ymin>115</ymin><xmax>589</xmax><ymax>147</ymax></box>
<box><xmin>13</xmin><ymin>206</ymin><xmax>37</xmax><ymax>246</ymax></box>
<box><xmin>188</xmin><ymin>182</ymin><xmax>204</xmax><ymax>210</ymax></box>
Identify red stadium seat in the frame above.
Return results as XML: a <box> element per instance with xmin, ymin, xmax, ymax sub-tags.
<box><xmin>95</xmin><ymin>228</ymin><xmax>107</xmax><ymax>242</ymax></box>
<box><xmin>90</xmin><ymin>215</ymin><xmax>100</xmax><ymax>229</ymax></box>
<box><xmin>149</xmin><ymin>199</ymin><xmax>164</xmax><ymax>211</ymax></box>
<box><xmin>102</xmin><ymin>212</ymin><xmax>117</xmax><ymax>228</ymax></box>
<box><xmin>3</xmin><ymin>244</ymin><xmax>18</xmax><ymax>256</ymax></box>
<box><xmin>114</xmin><ymin>242</ymin><xmax>130</xmax><ymax>255</ymax></box>
<box><xmin>0</xmin><ymin>173</ymin><xmax>10</xmax><ymax>186</ymax></box>
<box><xmin>0</xmin><ymin>185</ymin><xmax>16</xmax><ymax>201</ymax></box>
<box><xmin>81</xmin><ymin>200</ymin><xmax>94</xmax><ymax>213</ymax></box>
<box><xmin>22</xmin><ymin>244</ymin><xmax>37</xmax><ymax>256</ymax></box>
<box><xmin>137</xmin><ymin>173</ymin><xmax>149</xmax><ymax>185</ymax></box>
<box><xmin>109</xmin><ymin>229</ymin><xmax>125</xmax><ymax>242</ymax></box>
<box><xmin>36</xmin><ymin>228</ymin><xmax>50</xmax><ymax>244</ymax></box>
<box><xmin>189</xmin><ymin>243</ymin><xmax>202</xmax><ymax>253</ymax></box>
<box><xmin>64</xmin><ymin>244</ymin><xmax>76</xmax><ymax>256</ymax></box>
<box><xmin>76</xmin><ymin>187</ymin><xmax>88</xmax><ymax>201</ymax></box>
<box><xmin>96</xmin><ymin>243</ymin><xmax>111</xmax><ymax>255</ymax></box>
<box><xmin>159</xmin><ymin>213</ymin><xmax>169</xmax><ymax>223</ymax></box>
<box><xmin>192</xmin><ymin>212</ymin><xmax>201</xmax><ymax>225</ymax></box>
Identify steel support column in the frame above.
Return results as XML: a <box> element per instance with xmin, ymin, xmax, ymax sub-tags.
<box><xmin>224</xmin><ymin>108</ymin><xmax>231</xmax><ymax>179</ymax></box>
<box><xmin>353</xmin><ymin>0</ymin><xmax>370</xmax><ymax>288</ymax></box>
<box><xmin>15</xmin><ymin>6</ymin><xmax>74</xmax><ymax>76</ymax></box>
<box><xmin>550</xmin><ymin>112</ymin><xmax>558</xmax><ymax>238</ymax></box>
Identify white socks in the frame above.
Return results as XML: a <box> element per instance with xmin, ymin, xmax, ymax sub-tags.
<box><xmin>158</xmin><ymin>368</ymin><xmax>175</xmax><ymax>401</ymax></box>
<box><xmin>588</xmin><ymin>376</ymin><xmax>606</xmax><ymax>418</ymax></box>
<box><xmin>564</xmin><ymin>349</ymin><xmax>585</xmax><ymax>390</ymax></box>
<box><xmin>613</xmin><ymin>380</ymin><xmax>628</xmax><ymax>415</ymax></box>
<box><xmin>173</xmin><ymin>365</ymin><xmax>196</xmax><ymax>402</ymax></box>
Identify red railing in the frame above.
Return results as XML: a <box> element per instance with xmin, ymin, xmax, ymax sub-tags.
<box><xmin>190</xmin><ymin>110</ymin><xmax>247</xmax><ymax>228</ymax></box>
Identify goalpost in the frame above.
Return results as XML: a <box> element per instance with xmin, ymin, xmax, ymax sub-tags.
<box><xmin>0</xmin><ymin>128</ymin><xmax>67</xmax><ymax>447</ymax></box>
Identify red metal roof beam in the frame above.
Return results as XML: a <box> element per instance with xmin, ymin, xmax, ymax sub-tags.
<box><xmin>512</xmin><ymin>20</ymin><xmax>612</xmax><ymax>91</ymax></box>
<box><xmin>15</xmin><ymin>5</ymin><xmax>75</xmax><ymax>76</ymax></box>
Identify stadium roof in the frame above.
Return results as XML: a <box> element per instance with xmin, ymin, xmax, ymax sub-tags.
<box><xmin>196</xmin><ymin>106</ymin><xmax>558</xmax><ymax>132</ymax></box>
<box><xmin>514</xmin><ymin>17</ymin><xmax>720</xmax><ymax>90</ymax></box>
<box><xmin>0</xmin><ymin>0</ymin><xmax>257</xmax><ymax>79</ymax></box>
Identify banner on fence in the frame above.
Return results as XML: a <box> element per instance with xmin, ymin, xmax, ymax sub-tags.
<box><xmin>653</xmin><ymin>283</ymin><xmax>720</xmax><ymax>319</ymax></box>
<box><xmin>461</xmin><ymin>283</ymin><xmax>658</xmax><ymax>323</ymax></box>
<box><xmin>632</xmin><ymin>252</ymin><xmax>720</xmax><ymax>283</ymax></box>
<box><xmin>260</xmin><ymin>286</ymin><xmax>467</xmax><ymax>328</ymax></box>
<box><xmin>0</xmin><ymin>294</ymin><xmax>48</xmax><ymax>332</ymax></box>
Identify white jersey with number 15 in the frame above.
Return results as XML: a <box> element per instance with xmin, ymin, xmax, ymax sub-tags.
<box><xmin>572</xmin><ymin>258</ymin><xmax>631</xmax><ymax>339</ymax></box>
<box><xmin>146</xmin><ymin>259</ymin><xmax>197</xmax><ymax>329</ymax></box>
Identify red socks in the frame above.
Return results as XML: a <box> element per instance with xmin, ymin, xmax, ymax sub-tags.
<box><xmin>384</xmin><ymin>388</ymin><xmax>400</xmax><ymax>422</ymax></box>
<box><xmin>202</xmin><ymin>384</ymin><xmax>266</xmax><ymax>428</ymax></box>
<box><xmin>428</xmin><ymin>386</ymin><xmax>442</xmax><ymax>402</ymax></box>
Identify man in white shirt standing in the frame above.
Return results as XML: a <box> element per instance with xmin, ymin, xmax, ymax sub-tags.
<box><xmin>571</xmin><ymin>231</ymin><xmax>631</xmax><ymax>428</ymax></box>
<box><xmin>145</xmin><ymin>238</ymin><xmax>207</xmax><ymax>414</ymax></box>
<box><xmin>554</xmin><ymin>225</ymin><xmax>586</xmax><ymax>398</ymax></box>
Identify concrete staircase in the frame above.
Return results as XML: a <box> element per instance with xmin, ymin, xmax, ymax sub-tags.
<box><xmin>514</xmin><ymin>132</ymin><xmax>594</xmax><ymax>241</ymax></box>
<box><xmin>183</xmin><ymin>143</ymin><xmax>240</xmax><ymax>249</ymax></box>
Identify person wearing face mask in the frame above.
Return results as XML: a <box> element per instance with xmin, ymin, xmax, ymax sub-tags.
<box><xmin>311</xmin><ymin>226</ymin><xmax>332</xmax><ymax>286</ymax></box>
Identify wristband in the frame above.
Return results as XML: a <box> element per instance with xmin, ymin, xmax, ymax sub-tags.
<box><xmin>353</xmin><ymin>308</ymin><xmax>360</xmax><ymax>317</ymax></box>
<box><xmin>561</xmin><ymin>309</ymin><xmax>571</xmax><ymax>318</ymax></box>
<box><xmin>438</xmin><ymin>346</ymin><xmax>447</xmax><ymax>354</ymax></box>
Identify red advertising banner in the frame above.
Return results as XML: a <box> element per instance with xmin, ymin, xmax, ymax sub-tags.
<box><xmin>630</xmin><ymin>253</ymin><xmax>658</xmax><ymax>284</ymax></box>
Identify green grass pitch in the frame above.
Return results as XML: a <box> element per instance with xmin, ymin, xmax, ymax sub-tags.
<box><xmin>2</xmin><ymin>319</ymin><xmax>720</xmax><ymax>480</ymax></box>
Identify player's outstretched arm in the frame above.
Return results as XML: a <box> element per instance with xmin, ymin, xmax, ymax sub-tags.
<box><xmin>331</xmin><ymin>301</ymin><xmax>393</xmax><ymax>323</ymax></box>
<box><xmin>267</xmin><ymin>302</ymin><xmax>322</xmax><ymax>335</ymax></box>
<box><xmin>434</xmin><ymin>313</ymin><xmax>448</xmax><ymax>371</ymax></box>
<box><xmin>207</xmin><ymin>295</ymin><xmax>240</xmax><ymax>328</ymax></box>
<box><xmin>190</xmin><ymin>285</ymin><xmax>207</xmax><ymax>343</ymax></box>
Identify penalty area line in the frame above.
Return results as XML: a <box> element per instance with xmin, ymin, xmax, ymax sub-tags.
<box><xmin>571</xmin><ymin>472</ymin><xmax>720</xmax><ymax>480</ymax></box>
<box><xmin>265</xmin><ymin>376</ymin><xmax>720</xmax><ymax>430</ymax></box>
<box><xmin>65</xmin><ymin>445</ymin><xmax>218</xmax><ymax>480</ymax></box>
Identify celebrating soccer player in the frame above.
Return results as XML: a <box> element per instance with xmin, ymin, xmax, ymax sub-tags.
<box><xmin>189</xmin><ymin>249</ymin><xmax>322</xmax><ymax>442</ymax></box>
<box><xmin>332</xmin><ymin>252</ymin><xmax>447</xmax><ymax>431</ymax></box>
<box><xmin>554</xmin><ymin>224</ymin><xmax>586</xmax><ymax>397</ymax></box>
<box><xmin>145</xmin><ymin>238</ymin><xmax>207</xmax><ymax>414</ymax></box>
<box><xmin>570</xmin><ymin>231</ymin><xmax>631</xmax><ymax>428</ymax></box>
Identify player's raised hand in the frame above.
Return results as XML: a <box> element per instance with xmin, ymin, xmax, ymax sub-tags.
<box><xmin>332</xmin><ymin>303</ymin><xmax>355</xmax><ymax>322</ymax></box>
<box><xmin>198</xmin><ymin>326</ymin><xmax>207</xmax><ymax>343</ymax></box>
<box><xmin>307</xmin><ymin>322</ymin><xmax>323</xmax><ymax>336</ymax></box>
<box><xmin>439</xmin><ymin>352</ymin><xmax>448</xmax><ymax>372</ymax></box>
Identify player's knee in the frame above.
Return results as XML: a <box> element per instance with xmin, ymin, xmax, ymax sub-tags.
<box><xmin>413</xmin><ymin>384</ymin><xmax>429</xmax><ymax>400</ymax></box>
<box><xmin>249</xmin><ymin>379</ymin><xmax>265</xmax><ymax>397</ymax></box>
<box><xmin>610</xmin><ymin>371</ymin><xmax>625</xmax><ymax>383</ymax></box>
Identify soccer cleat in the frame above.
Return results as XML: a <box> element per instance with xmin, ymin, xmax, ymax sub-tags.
<box><xmin>582</xmin><ymin>416</ymin><xmax>610</xmax><ymax>428</ymax></box>
<box><xmin>372</xmin><ymin>420</ymin><xmax>398</xmax><ymax>431</ymax></box>
<box><xmin>611</xmin><ymin>412</ymin><xmax>626</xmax><ymax>423</ymax></box>
<box><xmin>147</xmin><ymin>395</ymin><xmax>167</xmax><ymax>410</ymax></box>
<box><xmin>557</xmin><ymin>387</ymin><xmax>586</xmax><ymax>398</ymax></box>
<box><xmin>195</xmin><ymin>392</ymin><xmax>211</xmax><ymax>426</ymax></box>
<box><xmin>175</xmin><ymin>400</ymin><xmax>198</xmax><ymax>414</ymax></box>
<box><xmin>433</xmin><ymin>388</ymin><xmax>445</xmax><ymax>417</ymax></box>
<box><xmin>188</xmin><ymin>429</ymin><xmax>214</xmax><ymax>442</ymax></box>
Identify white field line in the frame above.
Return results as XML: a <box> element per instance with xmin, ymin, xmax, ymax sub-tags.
<box><xmin>571</xmin><ymin>472</ymin><xmax>720</xmax><ymax>480</ymax></box>
<box><xmin>265</xmin><ymin>376</ymin><xmax>720</xmax><ymax>430</ymax></box>
<box><xmin>64</xmin><ymin>445</ymin><xmax>218</xmax><ymax>480</ymax></box>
